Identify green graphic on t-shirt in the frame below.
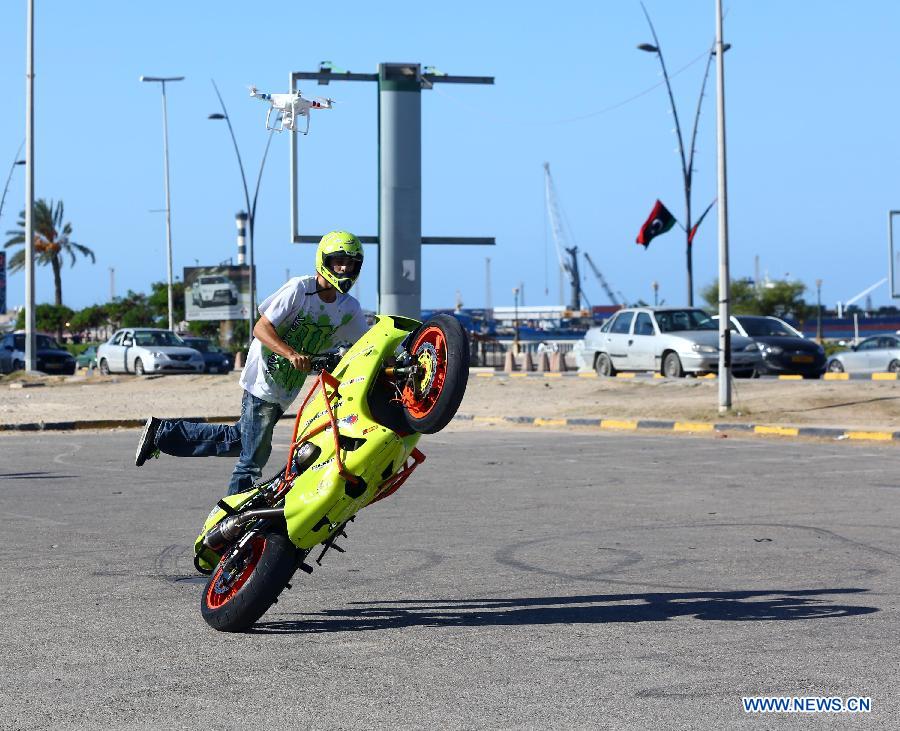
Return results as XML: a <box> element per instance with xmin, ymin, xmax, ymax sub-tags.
<box><xmin>263</xmin><ymin>311</ymin><xmax>353</xmax><ymax>393</ymax></box>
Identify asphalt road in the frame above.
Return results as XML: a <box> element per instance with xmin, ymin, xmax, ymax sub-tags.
<box><xmin>0</xmin><ymin>425</ymin><xmax>897</xmax><ymax>730</ymax></box>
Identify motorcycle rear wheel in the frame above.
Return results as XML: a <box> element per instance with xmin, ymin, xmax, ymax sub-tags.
<box><xmin>200</xmin><ymin>526</ymin><xmax>298</xmax><ymax>632</ymax></box>
<box><xmin>401</xmin><ymin>314</ymin><xmax>470</xmax><ymax>434</ymax></box>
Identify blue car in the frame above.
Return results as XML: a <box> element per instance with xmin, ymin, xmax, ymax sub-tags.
<box><xmin>179</xmin><ymin>336</ymin><xmax>233</xmax><ymax>374</ymax></box>
<box><xmin>0</xmin><ymin>331</ymin><xmax>77</xmax><ymax>375</ymax></box>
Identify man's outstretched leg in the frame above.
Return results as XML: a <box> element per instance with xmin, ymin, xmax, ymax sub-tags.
<box><xmin>135</xmin><ymin>416</ymin><xmax>242</xmax><ymax>466</ymax></box>
<box><xmin>227</xmin><ymin>391</ymin><xmax>284</xmax><ymax>494</ymax></box>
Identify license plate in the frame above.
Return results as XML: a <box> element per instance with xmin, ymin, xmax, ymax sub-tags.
<box><xmin>791</xmin><ymin>355</ymin><xmax>814</xmax><ymax>363</ymax></box>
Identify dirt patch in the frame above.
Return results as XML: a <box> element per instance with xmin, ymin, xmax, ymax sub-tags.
<box><xmin>1</xmin><ymin>370</ymin><xmax>898</xmax><ymax>432</ymax></box>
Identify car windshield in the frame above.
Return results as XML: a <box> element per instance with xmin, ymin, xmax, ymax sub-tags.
<box><xmin>133</xmin><ymin>331</ymin><xmax>184</xmax><ymax>347</ymax></box>
<box><xmin>654</xmin><ymin>310</ymin><xmax>716</xmax><ymax>333</ymax></box>
<box><xmin>736</xmin><ymin>317</ymin><xmax>796</xmax><ymax>337</ymax></box>
<box><xmin>183</xmin><ymin>339</ymin><xmax>211</xmax><ymax>352</ymax></box>
<box><xmin>13</xmin><ymin>334</ymin><xmax>61</xmax><ymax>350</ymax></box>
<box><xmin>199</xmin><ymin>276</ymin><xmax>228</xmax><ymax>285</ymax></box>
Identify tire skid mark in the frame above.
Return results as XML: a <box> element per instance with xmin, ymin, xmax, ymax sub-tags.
<box><xmin>495</xmin><ymin>531</ymin><xmax>645</xmax><ymax>581</ymax></box>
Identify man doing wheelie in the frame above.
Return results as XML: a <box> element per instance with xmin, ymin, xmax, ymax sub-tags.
<box><xmin>134</xmin><ymin>231</ymin><xmax>368</xmax><ymax>494</ymax></box>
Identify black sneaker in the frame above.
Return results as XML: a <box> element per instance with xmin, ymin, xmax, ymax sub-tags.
<box><xmin>135</xmin><ymin>416</ymin><xmax>162</xmax><ymax>467</ymax></box>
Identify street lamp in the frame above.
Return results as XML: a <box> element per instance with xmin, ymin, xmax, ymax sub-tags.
<box><xmin>208</xmin><ymin>80</ymin><xmax>276</xmax><ymax>345</ymax></box>
<box><xmin>638</xmin><ymin>4</ymin><xmax>730</xmax><ymax>306</ymax></box>
<box><xmin>816</xmin><ymin>278</ymin><xmax>823</xmax><ymax>343</ymax></box>
<box><xmin>512</xmin><ymin>286</ymin><xmax>520</xmax><ymax>356</ymax></box>
<box><xmin>0</xmin><ymin>143</ymin><xmax>26</xmax><ymax>222</ymax></box>
<box><xmin>652</xmin><ymin>280</ymin><xmax>659</xmax><ymax>307</ymax></box>
<box><xmin>140</xmin><ymin>75</ymin><xmax>184</xmax><ymax>332</ymax></box>
<box><xmin>714</xmin><ymin>0</ymin><xmax>732</xmax><ymax>414</ymax></box>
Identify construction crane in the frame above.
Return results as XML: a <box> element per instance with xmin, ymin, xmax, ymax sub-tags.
<box><xmin>583</xmin><ymin>252</ymin><xmax>621</xmax><ymax>307</ymax></box>
<box><xmin>837</xmin><ymin>278</ymin><xmax>887</xmax><ymax>318</ymax></box>
<box><xmin>543</xmin><ymin>162</ymin><xmax>619</xmax><ymax>310</ymax></box>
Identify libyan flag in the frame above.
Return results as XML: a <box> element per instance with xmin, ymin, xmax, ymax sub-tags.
<box><xmin>636</xmin><ymin>200</ymin><xmax>676</xmax><ymax>248</ymax></box>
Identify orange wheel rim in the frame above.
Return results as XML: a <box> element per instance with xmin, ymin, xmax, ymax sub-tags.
<box><xmin>205</xmin><ymin>535</ymin><xmax>265</xmax><ymax>609</ymax></box>
<box><xmin>402</xmin><ymin>326</ymin><xmax>448</xmax><ymax>419</ymax></box>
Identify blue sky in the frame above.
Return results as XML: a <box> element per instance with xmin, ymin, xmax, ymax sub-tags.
<box><xmin>1</xmin><ymin>1</ymin><xmax>898</xmax><ymax>314</ymax></box>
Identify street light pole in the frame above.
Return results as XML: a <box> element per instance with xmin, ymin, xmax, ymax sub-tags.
<box><xmin>816</xmin><ymin>278</ymin><xmax>823</xmax><ymax>343</ymax></box>
<box><xmin>715</xmin><ymin>0</ymin><xmax>732</xmax><ymax>414</ymax></box>
<box><xmin>209</xmin><ymin>80</ymin><xmax>275</xmax><ymax>343</ymax></box>
<box><xmin>140</xmin><ymin>75</ymin><xmax>184</xmax><ymax>332</ymax></box>
<box><xmin>638</xmin><ymin>4</ymin><xmax>728</xmax><ymax>306</ymax></box>
<box><xmin>24</xmin><ymin>0</ymin><xmax>36</xmax><ymax>372</ymax></box>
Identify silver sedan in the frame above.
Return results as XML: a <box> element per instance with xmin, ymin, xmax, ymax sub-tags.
<box><xmin>826</xmin><ymin>334</ymin><xmax>900</xmax><ymax>374</ymax></box>
<box><xmin>97</xmin><ymin>328</ymin><xmax>204</xmax><ymax>375</ymax></box>
<box><xmin>579</xmin><ymin>307</ymin><xmax>762</xmax><ymax>377</ymax></box>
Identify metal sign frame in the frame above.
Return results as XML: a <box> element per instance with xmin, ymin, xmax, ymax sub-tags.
<box><xmin>890</xmin><ymin>210</ymin><xmax>900</xmax><ymax>299</ymax></box>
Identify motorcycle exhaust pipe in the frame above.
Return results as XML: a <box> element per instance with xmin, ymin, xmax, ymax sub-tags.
<box><xmin>202</xmin><ymin>508</ymin><xmax>285</xmax><ymax>553</ymax></box>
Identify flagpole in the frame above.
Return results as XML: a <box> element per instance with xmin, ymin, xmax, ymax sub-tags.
<box><xmin>715</xmin><ymin>0</ymin><xmax>731</xmax><ymax>413</ymax></box>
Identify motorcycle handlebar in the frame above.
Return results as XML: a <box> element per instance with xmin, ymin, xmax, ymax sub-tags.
<box><xmin>309</xmin><ymin>352</ymin><xmax>342</xmax><ymax>373</ymax></box>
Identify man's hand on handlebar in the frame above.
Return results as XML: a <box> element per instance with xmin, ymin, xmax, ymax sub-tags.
<box><xmin>287</xmin><ymin>352</ymin><xmax>312</xmax><ymax>372</ymax></box>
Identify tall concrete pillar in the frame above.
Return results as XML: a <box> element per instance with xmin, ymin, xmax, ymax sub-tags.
<box><xmin>378</xmin><ymin>63</ymin><xmax>422</xmax><ymax>318</ymax></box>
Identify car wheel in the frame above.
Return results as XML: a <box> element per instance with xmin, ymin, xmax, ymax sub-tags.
<box><xmin>662</xmin><ymin>352</ymin><xmax>684</xmax><ymax>378</ymax></box>
<box><xmin>99</xmin><ymin>358</ymin><xmax>110</xmax><ymax>376</ymax></box>
<box><xmin>134</xmin><ymin>358</ymin><xmax>146</xmax><ymax>376</ymax></box>
<box><xmin>594</xmin><ymin>353</ymin><xmax>616</xmax><ymax>377</ymax></box>
<box><xmin>889</xmin><ymin>360</ymin><xmax>900</xmax><ymax>374</ymax></box>
<box><xmin>13</xmin><ymin>359</ymin><xmax>25</xmax><ymax>371</ymax></box>
<box><xmin>827</xmin><ymin>359</ymin><xmax>844</xmax><ymax>373</ymax></box>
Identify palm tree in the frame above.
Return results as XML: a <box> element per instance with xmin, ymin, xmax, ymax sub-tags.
<box><xmin>4</xmin><ymin>199</ymin><xmax>95</xmax><ymax>306</ymax></box>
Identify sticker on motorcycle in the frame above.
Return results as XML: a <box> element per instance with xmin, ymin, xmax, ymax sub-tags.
<box><xmin>311</xmin><ymin>456</ymin><xmax>336</xmax><ymax>472</ymax></box>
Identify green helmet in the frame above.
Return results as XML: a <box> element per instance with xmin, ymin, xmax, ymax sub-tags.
<box><xmin>315</xmin><ymin>230</ymin><xmax>364</xmax><ymax>294</ymax></box>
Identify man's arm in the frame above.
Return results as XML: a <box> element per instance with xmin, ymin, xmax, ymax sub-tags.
<box><xmin>253</xmin><ymin>315</ymin><xmax>311</xmax><ymax>371</ymax></box>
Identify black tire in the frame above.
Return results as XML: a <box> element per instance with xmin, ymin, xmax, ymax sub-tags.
<box><xmin>134</xmin><ymin>358</ymin><xmax>145</xmax><ymax>376</ymax></box>
<box><xmin>200</xmin><ymin>527</ymin><xmax>298</xmax><ymax>632</ymax></box>
<box><xmin>13</xmin><ymin>359</ymin><xmax>25</xmax><ymax>372</ymax></box>
<box><xmin>827</xmin><ymin>359</ymin><xmax>844</xmax><ymax>373</ymax></box>
<box><xmin>889</xmin><ymin>360</ymin><xmax>900</xmax><ymax>374</ymax></box>
<box><xmin>99</xmin><ymin>358</ymin><xmax>110</xmax><ymax>376</ymax></box>
<box><xmin>662</xmin><ymin>351</ymin><xmax>684</xmax><ymax>378</ymax></box>
<box><xmin>401</xmin><ymin>314</ymin><xmax>469</xmax><ymax>434</ymax></box>
<box><xmin>594</xmin><ymin>352</ymin><xmax>616</xmax><ymax>377</ymax></box>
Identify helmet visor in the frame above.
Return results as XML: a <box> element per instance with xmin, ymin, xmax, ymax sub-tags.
<box><xmin>323</xmin><ymin>253</ymin><xmax>362</xmax><ymax>280</ymax></box>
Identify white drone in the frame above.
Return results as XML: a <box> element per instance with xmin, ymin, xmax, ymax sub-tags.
<box><xmin>249</xmin><ymin>86</ymin><xmax>334</xmax><ymax>134</ymax></box>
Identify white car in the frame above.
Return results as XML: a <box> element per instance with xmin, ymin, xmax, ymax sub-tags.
<box><xmin>576</xmin><ymin>307</ymin><xmax>762</xmax><ymax>377</ymax></box>
<box><xmin>191</xmin><ymin>275</ymin><xmax>239</xmax><ymax>308</ymax></box>
<box><xmin>97</xmin><ymin>328</ymin><xmax>204</xmax><ymax>375</ymax></box>
<box><xmin>826</xmin><ymin>334</ymin><xmax>900</xmax><ymax>374</ymax></box>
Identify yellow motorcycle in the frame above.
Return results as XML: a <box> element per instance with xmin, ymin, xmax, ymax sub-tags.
<box><xmin>194</xmin><ymin>314</ymin><xmax>469</xmax><ymax>632</ymax></box>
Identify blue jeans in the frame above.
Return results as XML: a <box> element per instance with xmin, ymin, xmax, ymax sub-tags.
<box><xmin>154</xmin><ymin>390</ymin><xmax>285</xmax><ymax>495</ymax></box>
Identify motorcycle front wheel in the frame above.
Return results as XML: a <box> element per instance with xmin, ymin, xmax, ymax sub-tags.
<box><xmin>401</xmin><ymin>314</ymin><xmax>470</xmax><ymax>434</ymax></box>
<box><xmin>200</xmin><ymin>526</ymin><xmax>298</xmax><ymax>632</ymax></box>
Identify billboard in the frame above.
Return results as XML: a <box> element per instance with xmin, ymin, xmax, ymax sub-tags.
<box><xmin>184</xmin><ymin>265</ymin><xmax>254</xmax><ymax>321</ymax></box>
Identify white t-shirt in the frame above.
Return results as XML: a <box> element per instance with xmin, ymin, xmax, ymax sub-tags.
<box><xmin>240</xmin><ymin>275</ymin><xmax>368</xmax><ymax>410</ymax></box>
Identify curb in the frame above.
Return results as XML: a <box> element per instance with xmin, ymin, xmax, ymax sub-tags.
<box><xmin>452</xmin><ymin>413</ymin><xmax>898</xmax><ymax>443</ymax></box>
<box><xmin>1</xmin><ymin>412</ymin><xmax>896</xmax><ymax>444</ymax></box>
<box><xmin>471</xmin><ymin>371</ymin><xmax>897</xmax><ymax>381</ymax></box>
